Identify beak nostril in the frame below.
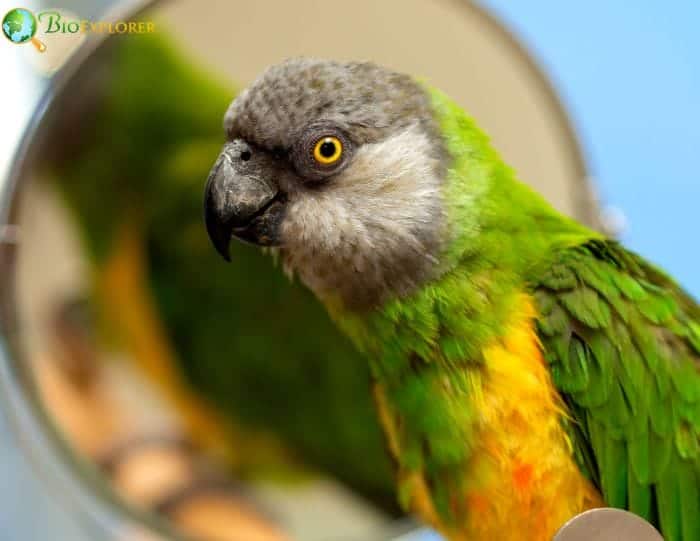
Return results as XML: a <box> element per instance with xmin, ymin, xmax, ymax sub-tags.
<box><xmin>240</xmin><ymin>150</ymin><xmax>252</xmax><ymax>161</ymax></box>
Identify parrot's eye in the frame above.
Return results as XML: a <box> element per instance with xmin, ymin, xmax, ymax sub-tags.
<box><xmin>293</xmin><ymin>124</ymin><xmax>352</xmax><ymax>182</ymax></box>
<box><xmin>313</xmin><ymin>136</ymin><xmax>343</xmax><ymax>165</ymax></box>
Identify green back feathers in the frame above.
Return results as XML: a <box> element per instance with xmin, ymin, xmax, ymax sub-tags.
<box><xmin>534</xmin><ymin>239</ymin><xmax>700</xmax><ymax>540</ymax></box>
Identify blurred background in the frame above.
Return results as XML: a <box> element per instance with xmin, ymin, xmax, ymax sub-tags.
<box><xmin>0</xmin><ymin>1</ymin><xmax>697</xmax><ymax>541</ymax></box>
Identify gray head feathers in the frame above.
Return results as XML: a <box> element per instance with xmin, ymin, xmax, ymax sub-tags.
<box><xmin>219</xmin><ymin>58</ymin><xmax>449</xmax><ymax>310</ymax></box>
<box><xmin>225</xmin><ymin>58</ymin><xmax>439</xmax><ymax>151</ymax></box>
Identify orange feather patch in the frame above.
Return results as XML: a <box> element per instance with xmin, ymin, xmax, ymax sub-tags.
<box><xmin>450</xmin><ymin>294</ymin><xmax>603</xmax><ymax>540</ymax></box>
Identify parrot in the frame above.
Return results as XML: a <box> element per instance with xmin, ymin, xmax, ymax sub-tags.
<box><xmin>47</xmin><ymin>33</ymin><xmax>396</xmax><ymax>510</ymax></box>
<box><xmin>203</xmin><ymin>58</ymin><xmax>700</xmax><ymax>541</ymax></box>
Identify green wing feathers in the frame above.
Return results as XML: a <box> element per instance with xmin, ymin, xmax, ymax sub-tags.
<box><xmin>533</xmin><ymin>239</ymin><xmax>700</xmax><ymax>540</ymax></box>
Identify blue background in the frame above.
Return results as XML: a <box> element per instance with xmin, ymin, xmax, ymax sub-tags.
<box><xmin>480</xmin><ymin>1</ymin><xmax>699</xmax><ymax>298</ymax></box>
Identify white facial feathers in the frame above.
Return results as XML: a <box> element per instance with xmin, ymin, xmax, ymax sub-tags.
<box><xmin>279</xmin><ymin>125</ymin><xmax>445</xmax><ymax>309</ymax></box>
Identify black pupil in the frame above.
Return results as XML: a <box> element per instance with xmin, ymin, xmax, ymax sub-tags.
<box><xmin>319</xmin><ymin>140</ymin><xmax>337</xmax><ymax>158</ymax></box>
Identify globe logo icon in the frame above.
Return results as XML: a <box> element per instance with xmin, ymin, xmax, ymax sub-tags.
<box><xmin>2</xmin><ymin>8</ymin><xmax>46</xmax><ymax>52</ymax></box>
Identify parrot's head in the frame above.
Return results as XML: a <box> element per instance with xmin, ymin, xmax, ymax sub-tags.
<box><xmin>204</xmin><ymin>59</ymin><xmax>450</xmax><ymax>310</ymax></box>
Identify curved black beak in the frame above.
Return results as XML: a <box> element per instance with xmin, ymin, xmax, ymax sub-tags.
<box><xmin>204</xmin><ymin>141</ymin><xmax>283</xmax><ymax>261</ymax></box>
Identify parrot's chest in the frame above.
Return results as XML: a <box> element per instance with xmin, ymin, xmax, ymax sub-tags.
<box><xmin>374</xmin><ymin>295</ymin><xmax>602</xmax><ymax>541</ymax></box>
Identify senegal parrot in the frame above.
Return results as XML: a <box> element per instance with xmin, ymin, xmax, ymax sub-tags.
<box><xmin>48</xmin><ymin>34</ymin><xmax>395</xmax><ymax>509</ymax></box>
<box><xmin>203</xmin><ymin>59</ymin><xmax>700</xmax><ymax>541</ymax></box>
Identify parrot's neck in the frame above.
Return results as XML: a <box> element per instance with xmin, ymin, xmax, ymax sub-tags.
<box><xmin>331</xmin><ymin>88</ymin><xmax>596</xmax><ymax>365</ymax></box>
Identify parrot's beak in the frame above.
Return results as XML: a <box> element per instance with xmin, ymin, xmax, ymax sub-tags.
<box><xmin>204</xmin><ymin>142</ymin><xmax>284</xmax><ymax>261</ymax></box>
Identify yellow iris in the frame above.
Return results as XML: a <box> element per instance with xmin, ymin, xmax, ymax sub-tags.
<box><xmin>313</xmin><ymin>136</ymin><xmax>343</xmax><ymax>165</ymax></box>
